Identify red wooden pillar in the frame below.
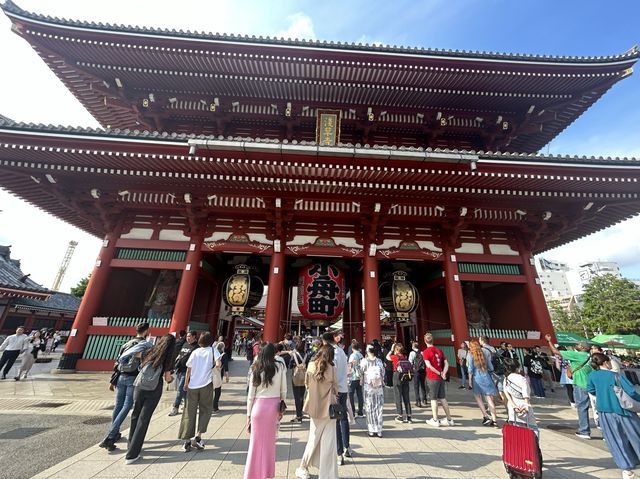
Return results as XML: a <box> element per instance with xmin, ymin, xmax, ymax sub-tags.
<box><xmin>206</xmin><ymin>281</ymin><xmax>222</xmax><ymax>336</ymax></box>
<box><xmin>342</xmin><ymin>296</ymin><xmax>352</xmax><ymax>346</ymax></box>
<box><xmin>415</xmin><ymin>296</ymin><xmax>428</xmax><ymax>348</ymax></box>
<box><xmin>363</xmin><ymin>252</ymin><xmax>381</xmax><ymax>344</ymax></box>
<box><xmin>350</xmin><ymin>277</ymin><xmax>364</xmax><ymax>345</ymax></box>
<box><xmin>278</xmin><ymin>283</ymin><xmax>291</xmax><ymax>340</ymax></box>
<box><xmin>519</xmin><ymin>246</ymin><xmax>556</xmax><ymax>343</ymax></box>
<box><xmin>395</xmin><ymin>322</ymin><xmax>405</xmax><ymax>345</ymax></box>
<box><xmin>264</xmin><ymin>250</ymin><xmax>285</xmax><ymax>342</ymax></box>
<box><xmin>58</xmin><ymin>228</ymin><xmax>120</xmax><ymax>371</ymax></box>
<box><xmin>225</xmin><ymin>316</ymin><xmax>236</xmax><ymax>348</ymax></box>
<box><xmin>443</xmin><ymin>247</ymin><xmax>469</xmax><ymax>345</ymax></box>
<box><xmin>169</xmin><ymin>236</ymin><xmax>204</xmax><ymax>334</ymax></box>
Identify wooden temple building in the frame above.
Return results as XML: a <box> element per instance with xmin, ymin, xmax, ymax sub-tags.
<box><xmin>1</xmin><ymin>1</ymin><xmax>639</xmax><ymax>371</ymax></box>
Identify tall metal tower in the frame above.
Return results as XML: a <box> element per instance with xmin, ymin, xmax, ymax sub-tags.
<box><xmin>52</xmin><ymin>240</ymin><xmax>78</xmax><ymax>291</ymax></box>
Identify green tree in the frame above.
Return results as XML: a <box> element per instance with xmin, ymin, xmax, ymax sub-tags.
<box><xmin>70</xmin><ymin>275</ymin><xmax>90</xmax><ymax>298</ymax></box>
<box><xmin>580</xmin><ymin>274</ymin><xmax>640</xmax><ymax>334</ymax></box>
<box><xmin>549</xmin><ymin>301</ymin><xmax>587</xmax><ymax>336</ymax></box>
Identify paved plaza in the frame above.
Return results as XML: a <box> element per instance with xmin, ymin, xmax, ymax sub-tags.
<box><xmin>0</xmin><ymin>354</ymin><xmax>626</xmax><ymax>479</ymax></box>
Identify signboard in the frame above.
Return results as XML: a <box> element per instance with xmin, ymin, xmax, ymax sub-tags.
<box><xmin>316</xmin><ymin>110</ymin><xmax>341</xmax><ymax>146</ymax></box>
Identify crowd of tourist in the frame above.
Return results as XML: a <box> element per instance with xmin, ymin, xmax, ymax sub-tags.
<box><xmin>4</xmin><ymin>320</ymin><xmax>626</xmax><ymax>479</ymax></box>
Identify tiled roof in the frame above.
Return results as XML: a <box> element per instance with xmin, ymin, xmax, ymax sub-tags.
<box><xmin>0</xmin><ymin>245</ymin><xmax>49</xmax><ymax>294</ymax></box>
<box><xmin>13</xmin><ymin>292</ymin><xmax>80</xmax><ymax>313</ymax></box>
<box><xmin>0</xmin><ymin>116</ymin><xmax>638</xmax><ymax>166</ymax></box>
<box><xmin>2</xmin><ymin>0</ymin><xmax>638</xmax><ymax>64</ymax></box>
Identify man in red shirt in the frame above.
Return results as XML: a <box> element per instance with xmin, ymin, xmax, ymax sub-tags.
<box><xmin>422</xmin><ymin>333</ymin><xmax>455</xmax><ymax>427</ymax></box>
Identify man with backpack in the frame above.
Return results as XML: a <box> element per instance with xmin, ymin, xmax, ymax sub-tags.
<box><xmin>99</xmin><ymin>322</ymin><xmax>152</xmax><ymax>452</ymax></box>
<box><xmin>422</xmin><ymin>333</ymin><xmax>455</xmax><ymax>427</ymax></box>
<box><xmin>408</xmin><ymin>341</ymin><xmax>428</xmax><ymax>408</ymax></box>
<box><xmin>168</xmin><ymin>330</ymin><xmax>199</xmax><ymax>416</ymax></box>
<box><xmin>479</xmin><ymin>335</ymin><xmax>507</xmax><ymax>406</ymax></box>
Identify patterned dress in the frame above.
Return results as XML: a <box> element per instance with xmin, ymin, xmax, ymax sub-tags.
<box><xmin>360</xmin><ymin>356</ymin><xmax>385</xmax><ymax>434</ymax></box>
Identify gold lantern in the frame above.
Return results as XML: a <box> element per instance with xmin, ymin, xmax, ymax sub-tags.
<box><xmin>379</xmin><ymin>271</ymin><xmax>419</xmax><ymax>321</ymax></box>
<box><xmin>222</xmin><ymin>264</ymin><xmax>264</xmax><ymax>314</ymax></box>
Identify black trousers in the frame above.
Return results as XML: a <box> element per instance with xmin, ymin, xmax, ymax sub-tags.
<box><xmin>413</xmin><ymin>369</ymin><xmax>427</xmax><ymax>403</ymax></box>
<box><xmin>126</xmin><ymin>382</ymin><xmax>163</xmax><ymax>460</ymax></box>
<box><xmin>349</xmin><ymin>381</ymin><xmax>363</xmax><ymax>415</ymax></box>
<box><xmin>565</xmin><ymin>383</ymin><xmax>575</xmax><ymax>404</ymax></box>
<box><xmin>292</xmin><ymin>384</ymin><xmax>305</xmax><ymax>418</ymax></box>
<box><xmin>336</xmin><ymin>392</ymin><xmax>350</xmax><ymax>454</ymax></box>
<box><xmin>0</xmin><ymin>350</ymin><xmax>20</xmax><ymax>376</ymax></box>
<box><xmin>213</xmin><ymin>386</ymin><xmax>222</xmax><ymax>411</ymax></box>
<box><xmin>393</xmin><ymin>373</ymin><xmax>412</xmax><ymax>417</ymax></box>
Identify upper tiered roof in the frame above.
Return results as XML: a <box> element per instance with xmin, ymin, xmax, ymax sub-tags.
<box><xmin>2</xmin><ymin>1</ymin><xmax>638</xmax><ymax>153</ymax></box>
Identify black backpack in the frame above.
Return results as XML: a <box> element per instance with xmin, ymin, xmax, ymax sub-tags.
<box><xmin>412</xmin><ymin>352</ymin><xmax>426</xmax><ymax>372</ymax></box>
<box><xmin>484</xmin><ymin>346</ymin><xmax>506</xmax><ymax>376</ymax></box>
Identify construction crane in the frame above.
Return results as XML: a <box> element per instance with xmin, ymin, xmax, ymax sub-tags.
<box><xmin>52</xmin><ymin>240</ymin><xmax>78</xmax><ymax>291</ymax></box>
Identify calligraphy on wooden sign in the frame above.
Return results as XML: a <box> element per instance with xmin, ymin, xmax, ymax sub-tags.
<box><xmin>316</xmin><ymin>110</ymin><xmax>341</xmax><ymax>146</ymax></box>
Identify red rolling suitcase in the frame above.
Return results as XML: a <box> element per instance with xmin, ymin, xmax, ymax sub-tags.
<box><xmin>502</xmin><ymin>422</ymin><xmax>543</xmax><ymax>478</ymax></box>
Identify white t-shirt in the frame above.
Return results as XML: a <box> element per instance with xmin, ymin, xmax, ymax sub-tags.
<box><xmin>186</xmin><ymin>346</ymin><xmax>214</xmax><ymax>389</ymax></box>
<box><xmin>504</xmin><ymin>373</ymin><xmax>536</xmax><ymax>425</ymax></box>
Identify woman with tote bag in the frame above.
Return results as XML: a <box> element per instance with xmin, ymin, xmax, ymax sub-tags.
<box><xmin>295</xmin><ymin>344</ymin><xmax>339</xmax><ymax>479</ymax></box>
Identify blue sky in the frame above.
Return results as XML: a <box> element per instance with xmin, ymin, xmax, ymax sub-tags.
<box><xmin>0</xmin><ymin>0</ymin><xmax>639</xmax><ymax>290</ymax></box>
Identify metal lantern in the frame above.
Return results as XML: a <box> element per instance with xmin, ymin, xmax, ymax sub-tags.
<box><xmin>222</xmin><ymin>264</ymin><xmax>264</xmax><ymax>314</ymax></box>
<box><xmin>297</xmin><ymin>263</ymin><xmax>346</xmax><ymax>320</ymax></box>
<box><xmin>379</xmin><ymin>271</ymin><xmax>419</xmax><ymax>321</ymax></box>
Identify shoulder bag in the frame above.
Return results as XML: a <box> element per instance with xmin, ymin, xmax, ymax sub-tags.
<box><xmin>613</xmin><ymin>373</ymin><xmax>640</xmax><ymax>413</ymax></box>
<box><xmin>567</xmin><ymin>356</ymin><xmax>590</xmax><ymax>380</ymax></box>
<box><xmin>329</xmin><ymin>402</ymin><xmax>345</xmax><ymax>420</ymax></box>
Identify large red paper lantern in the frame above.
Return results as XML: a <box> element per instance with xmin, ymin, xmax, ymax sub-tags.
<box><xmin>297</xmin><ymin>263</ymin><xmax>345</xmax><ymax>320</ymax></box>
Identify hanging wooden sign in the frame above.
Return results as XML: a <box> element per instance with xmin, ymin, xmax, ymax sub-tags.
<box><xmin>316</xmin><ymin>110</ymin><xmax>341</xmax><ymax>146</ymax></box>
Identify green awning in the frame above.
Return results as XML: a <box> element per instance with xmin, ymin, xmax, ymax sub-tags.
<box><xmin>555</xmin><ymin>331</ymin><xmax>590</xmax><ymax>346</ymax></box>
<box><xmin>591</xmin><ymin>334</ymin><xmax>640</xmax><ymax>350</ymax></box>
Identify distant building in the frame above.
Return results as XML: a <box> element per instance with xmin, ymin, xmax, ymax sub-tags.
<box><xmin>578</xmin><ymin>261</ymin><xmax>621</xmax><ymax>286</ymax></box>
<box><xmin>537</xmin><ymin>257</ymin><xmax>622</xmax><ymax>311</ymax></box>
<box><xmin>0</xmin><ymin>246</ymin><xmax>79</xmax><ymax>335</ymax></box>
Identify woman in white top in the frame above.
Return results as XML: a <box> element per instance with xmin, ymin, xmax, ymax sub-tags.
<box><xmin>502</xmin><ymin>358</ymin><xmax>538</xmax><ymax>434</ymax></box>
<box><xmin>244</xmin><ymin>342</ymin><xmax>287</xmax><ymax>479</ymax></box>
<box><xmin>179</xmin><ymin>332</ymin><xmax>214</xmax><ymax>452</ymax></box>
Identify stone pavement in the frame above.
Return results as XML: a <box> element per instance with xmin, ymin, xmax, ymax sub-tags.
<box><xmin>0</xmin><ymin>354</ymin><xmax>625</xmax><ymax>479</ymax></box>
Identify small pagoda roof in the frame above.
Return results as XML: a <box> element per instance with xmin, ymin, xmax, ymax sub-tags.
<box><xmin>2</xmin><ymin>1</ymin><xmax>638</xmax><ymax>154</ymax></box>
<box><xmin>0</xmin><ymin>245</ymin><xmax>51</xmax><ymax>299</ymax></box>
<box><xmin>12</xmin><ymin>291</ymin><xmax>80</xmax><ymax>315</ymax></box>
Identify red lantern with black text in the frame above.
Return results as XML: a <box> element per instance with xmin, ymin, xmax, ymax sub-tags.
<box><xmin>297</xmin><ymin>263</ymin><xmax>345</xmax><ymax>320</ymax></box>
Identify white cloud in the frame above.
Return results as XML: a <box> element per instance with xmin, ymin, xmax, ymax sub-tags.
<box><xmin>540</xmin><ymin>215</ymin><xmax>640</xmax><ymax>279</ymax></box>
<box><xmin>356</xmin><ymin>34</ymin><xmax>385</xmax><ymax>47</ymax></box>
<box><xmin>0</xmin><ymin>189</ymin><xmax>101</xmax><ymax>292</ymax></box>
<box><xmin>276</xmin><ymin>13</ymin><xmax>316</xmax><ymax>40</ymax></box>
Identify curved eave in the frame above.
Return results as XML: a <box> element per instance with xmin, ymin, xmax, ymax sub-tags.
<box><xmin>1</xmin><ymin>120</ymin><xmax>638</xmax><ymax>167</ymax></box>
<box><xmin>2</xmin><ymin>0</ymin><xmax>638</xmax><ymax>66</ymax></box>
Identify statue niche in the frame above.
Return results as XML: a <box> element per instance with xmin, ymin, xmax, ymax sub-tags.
<box><xmin>145</xmin><ymin>270</ymin><xmax>179</xmax><ymax>319</ymax></box>
<box><xmin>462</xmin><ymin>282</ymin><xmax>491</xmax><ymax>329</ymax></box>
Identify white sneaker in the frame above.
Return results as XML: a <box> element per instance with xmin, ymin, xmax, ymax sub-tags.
<box><xmin>426</xmin><ymin>418</ymin><xmax>440</xmax><ymax>427</ymax></box>
<box><xmin>295</xmin><ymin>467</ymin><xmax>310</xmax><ymax>479</ymax></box>
<box><xmin>125</xmin><ymin>455</ymin><xmax>141</xmax><ymax>465</ymax></box>
<box><xmin>168</xmin><ymin>406</ymin><xmax>179</xmax><ymax>416</ymax></box>
<box><xmin>622</xmin><ymin>470</ymin><xmax>635</xmax><ymax>479</ymax></box>
<box><xmin>440</xmin><ymin>418</ymin><xmax>456</xmax><ymax>426</ymax></box>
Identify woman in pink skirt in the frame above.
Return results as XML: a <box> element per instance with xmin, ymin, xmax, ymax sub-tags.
<box><xmin>244</xmin><ymin>342</ymin><xmax>287</xmax><ymax>479</ymax></box>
